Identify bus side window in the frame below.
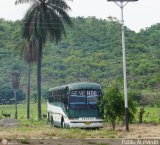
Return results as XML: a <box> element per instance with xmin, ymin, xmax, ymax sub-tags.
<box><xmin>49</xmin><ymin>91</ymin><xmax>51</xmax><ymax>97</ymax></box>
<box><xmin>60</xmin><ymin>96</ymin><xmax>62</xmax><ymax>102</ymax></box>
<box><xmin>55</xmin><ymin>96</ymin><xmax>57</xmax><ymax>102</ymax></box>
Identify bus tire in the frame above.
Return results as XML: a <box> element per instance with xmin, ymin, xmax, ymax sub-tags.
<box><xmin>51</xmin><ymin>117</ymin><xmax>55</xmax><ymax>127</ymax></box>
<box><xmin>61</xmin><ymin>117</ymin><xmax>65</xmax><ymax>128</ymax></box>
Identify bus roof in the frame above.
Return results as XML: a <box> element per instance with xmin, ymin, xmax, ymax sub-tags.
<box><xmin>49</xmin><ymin>82</ymin><xmax>101</xmax><ymax>91</ymax></box>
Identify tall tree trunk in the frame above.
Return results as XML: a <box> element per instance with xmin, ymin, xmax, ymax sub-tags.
<box><xmin>27</xmin><ymin>62</ymin><xmax>31</xmax><ymax>119</ymax></box>
<box><xmin>37</xmin><ymin>38</ymin><xmax>42</xmax><ymax>120</ymax></box>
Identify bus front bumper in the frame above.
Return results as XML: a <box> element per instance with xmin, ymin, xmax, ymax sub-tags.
<box><xmin>69</xmin><ymin>119</ymin><xmax>104</xmax><ymax>128</ymax></box>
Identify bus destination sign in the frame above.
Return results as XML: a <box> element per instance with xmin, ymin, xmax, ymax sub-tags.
<box><xmin>71</xmin><ymin>90</ymin><xmax>98</xmax><ymax>97</ymax></box>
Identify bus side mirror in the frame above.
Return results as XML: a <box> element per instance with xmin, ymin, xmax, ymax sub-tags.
<box><xmin>98</xmin><ymin>92</ymin><xmax>103</xmax><ymax>100</ymax></box>
<box><xmin>66</xmin><ymin>106</ymin><xmax>69</xmax><ymax>110</ymax></box>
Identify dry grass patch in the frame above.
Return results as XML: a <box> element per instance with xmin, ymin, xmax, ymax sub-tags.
<box><xmin>0</xmin><ymin>125</ymin><xmax>116</xmax><ymax>140</ymax></box>
<box><xmin>1</xmin><ymin>121</ymin><xmax>160</xmax><ymax>140</ymax></box>
<box><xmin>117</xmin><ymin>124</ymin><xmax>160</xmax><ymax>138</ymax></box>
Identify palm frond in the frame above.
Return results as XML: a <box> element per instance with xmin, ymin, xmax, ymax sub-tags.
<box><xmin>22</xmin><ymin>2</ymin><xmax>40</xmax><ymax>40</ymax></box>
<box><xmin>15</xmin><ymin>0</ymin><xmax>38</xmax><ymax>5</ymax></box>
<box><xmin>46</xmin><ymin>8</ymin><xmax>65</xmax><ymax>42</ymax></box>
<box><xmin>19</xmin><ymin>0</ymin><xmax>72</xmax><ymax>44</ymax></box>
<box><xmin>24</xmin><ymin>38</ymin><xmax>38</xmax><ymax>63</ymax></box>
<box><xmin>49</xmin><ymin>4</ymin><xmax>73</xmax><ymax>27</ymax></box>
<box><xmin>36</xmin><ymin>9</ymin><xmax>47</xmax><ymax>44</ymax></box>
<box><xmin>47</xmin><ymin>0</ymin><xmax>71</xmax><ymax>11</ymax></box>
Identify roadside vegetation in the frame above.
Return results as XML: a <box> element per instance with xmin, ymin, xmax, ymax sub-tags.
<box><xmin>0</xmin><ymin>102</ymin><xmax>160</xmax><ymax>140</ymax></box>
<box><xmin>0</xmin><ymin>102</ymin><xmax>160</xmax><ymax>123</ymax></box>
<box><xmin>0</xmin><ymin>3</ymin><xmax>160</xmax><ymax>140</ymax></box>
<box><xmin>0</xmin><ymin>102</ymin><xmax>116</xmax><ymax>140</ymax></box>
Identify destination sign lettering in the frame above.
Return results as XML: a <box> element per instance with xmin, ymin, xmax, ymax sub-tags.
<box><xmin>70</xmin><ymin>90</ymin><xmax>98</xmax><ymax>96</ymax></box>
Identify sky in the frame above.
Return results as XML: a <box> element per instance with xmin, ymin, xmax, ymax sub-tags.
<box><xmin>0</xmin><ymin>0</ymin><xmax>160</xmax><ymax>32</ymax></box>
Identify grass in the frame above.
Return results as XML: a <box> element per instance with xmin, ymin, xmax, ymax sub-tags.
<box><xmin>1</xmin><ymin>102</ymin><xmax>159</xmax><ymax>123</ymax></box>
<box><xmin>0</xmin><ymin>103</ymin><xmax>160</xmax><ymax>140</ymax></box>
<box><xmin>135</xmin><ymin>107</ymin><xmax>160</xmax><ymax>123</ymax></box>
<box><xmin>0</xmin><ymin>124</ymin><xmax>116</xmax><ymax>139</ymax></box>
<box><xmin>0</xmin><ymin>102</ymin><xmax>116</xmax><ymax>139</ymax></box>
<box><xmin>0</xmin><ymin>102</ymin><xmax>47</xmax><ymax>120</ymax></box>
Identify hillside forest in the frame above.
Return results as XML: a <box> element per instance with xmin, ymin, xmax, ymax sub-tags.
<box><xmin>0</xmin><ymin>17</ymin><xmax>160</xmax><ymax>106</ymax></box>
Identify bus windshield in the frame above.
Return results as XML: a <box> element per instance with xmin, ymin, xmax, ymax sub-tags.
<box><xmin>69</xmin><ymin>96</ymin><xmax>98</xmax><ymax>104</ymax></box>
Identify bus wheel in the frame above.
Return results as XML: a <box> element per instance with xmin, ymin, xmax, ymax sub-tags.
<box><xmin>51</xmin><ymin>117</ymin><xmax>55</xmax><ymax>127</ymax></box>
<box><xmin>61</xmin><ymin>118</ymin><xmax>65</xmax><ymax>128</ymax></box>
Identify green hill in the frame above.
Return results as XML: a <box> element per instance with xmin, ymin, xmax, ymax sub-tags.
<box><xmin>0</xmin><ymin>17</ymin><xmax>160</xmax><ymax>103</ymax></box>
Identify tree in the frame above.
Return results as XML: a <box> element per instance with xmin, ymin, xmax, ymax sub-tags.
<box><xmin>0</xmin><ymin>85</ymin><xmax>25</xmax><ymax>105</ymax></box>
<box><xmin>24</xmin><ymin>39</ymin><xmax>37</xmax><ymax>119</ymax></box>
<box><xmin>98</xmin><ymin>81</ymin><xmax>137</xmax><ymax>129</ymax></box>
<box><xmin>15</xmin><ymin>0</ymin><xmax>73</xmax><ymax>119</ymax></box>
<box><xmin>99</xmin><ymin>81</ymin><xmax>124</xmax><ymax>129</ymax></box>
<box><xmin>13</xmin><ymin>29</ymin><xmax>37</xmax><ymax>119</ymax></box>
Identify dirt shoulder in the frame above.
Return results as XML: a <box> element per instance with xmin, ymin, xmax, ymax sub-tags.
<box><xmin>116</xmin><ymin>124</ymin><xmax>160</xmax><ymax>138</ymax></box>
<box><xmin>0</xmin><ymin>119</ymin><xmax>160</xmax><ymax>145</ymax></box>
<box><xmin>0</xmin><ymin>119</ymin><xmax>19</xmax><ymax>127</ymax></box>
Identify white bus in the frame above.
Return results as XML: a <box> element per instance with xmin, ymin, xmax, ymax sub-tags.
<box><xmin>47</xmin><ymin>82</ymin><xmax>103</xmax><ymax>128</ymax></box>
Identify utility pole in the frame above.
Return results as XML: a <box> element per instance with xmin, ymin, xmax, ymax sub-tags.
<box><xmin>107</xmin><ymin>0</ymin><xmax>138</xmax><ymax>132</ymax></box>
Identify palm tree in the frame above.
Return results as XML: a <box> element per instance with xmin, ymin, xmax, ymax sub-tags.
<box><xmin>14</xmin><ymin>36</ymin><xmax>37</xmax><ymax>119</ymax></box>
<box><xmin>15</xmin><ymin>0</ymin><xmax>73</xmax><ymax>119</ymax></box>
<box><xmin>24</xmin><ymin>38</ymin><xmax>37</xmax><ymax>119</ymax></box>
